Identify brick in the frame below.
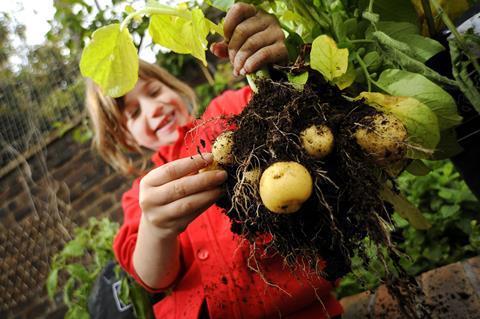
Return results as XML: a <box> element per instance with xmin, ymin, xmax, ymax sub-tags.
<box><xmin>46</xmin><ymin>140</ymin><xmax>80</xmax><ymax>169</ymax></box>
<box><xmin>71</xmin><ymin>191</ymin><xmax>98</xmax><ymax>212</ymax></box>
<box><xmin>23</xmin><ymin>298</ymin><xmax>50</xmax><ymax>318</ymax></box>
<box><xmin>1</xmin><ymin>177</ymin><xmax>24</xmax><ymax>199</ymax></box>
<box><xmin>0</xmin><ymin>207</ymin><xmax>8</xmax><ymax>219</ymax></box>
<box><xmin>420</xmin><ymin>260</ymin><xmax>480</xmax><ymax>318</ymax></box>
<box><xmin>102</xmin><ymin>174</ymin><xmax>128</xmax><ymax>193</ymax></box>
<box><xmin>341</xmin><ymin>258</ymin><xmax>480</xmax><ymax>319</ymax></box>
<box><xmin>45</xmin><ymin>304</ymin><xmax>67</xmax><ymax>319</ymax></box>
<box><xmin>340</xmin><ymin>290</ymin><xmax>372</xmax><ymax>319</ymax></box>
<box><xmin>14</xmin><ymin>206</ymin><xmax>32</xmax><ymax>222</ymax></box>
<box><xmin>84</xmin><ymin>196</ymin><xmax>114</xmax><ymax>219</ymax></box>
<box><xmin>51</xmin><ymin>149</ymin><xmax>91</xmax><ymax>180</ymax></box>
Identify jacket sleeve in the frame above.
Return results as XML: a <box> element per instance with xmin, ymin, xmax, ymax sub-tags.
<box><xmin>113</xmin><ymin>177</ymin><xmax>167</xmax><ymax>293</ymax></box>
<box><xmin>201</xmin><ymin>86</ymin><xmax>252</xmax><ymax>120</ymax></box>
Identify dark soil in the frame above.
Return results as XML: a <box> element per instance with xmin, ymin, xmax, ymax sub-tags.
<box><xmin>214</xmin><ymin>75</ymin><xmax>427</xmax><ymax>318</ymax></box>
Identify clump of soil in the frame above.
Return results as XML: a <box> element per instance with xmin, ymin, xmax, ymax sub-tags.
<box><xmin>217</xmin><ymin>77</ymin><xmax>387</xmax><ymax>277</ymax></box>
<box><xmin>215</xmin><ymin>75</ymin><xmax>427</xmax><ymax>317</ymax></box>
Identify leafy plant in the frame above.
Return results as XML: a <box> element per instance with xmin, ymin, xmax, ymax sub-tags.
<box><xmin>80</xmin><ymin>2</ymin><xmax>223</xmax><ymax>97</ymax></box>
<box><xmin>47</xmin><ymin>218</ymin><xmax>153</xmax><ymax>319</ymax></box>
<box><xmin>336</xmin><ymin>160</ymin><xmax>480</xmax><ymax>298</ymax></box>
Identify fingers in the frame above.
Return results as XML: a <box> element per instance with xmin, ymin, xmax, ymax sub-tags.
<box><xmin>142</xmin><ymin>154</ymin><xmax>213</xmax><ymax>187</ymax></box>
<box><xmin>241</xmin><ymin>42</ymin><xmax>288</xmax><ymax>75</ymax></box>
<box><xmin>223</xmin><ymin>3</ymin><xmax>257</xmax><ymax>41</ymax></box>
<box><xmin>162</xmin><ymin>187</ymin><xmax>225</xmax><ymax>223</ymax></box>
<box><xmin>145</xmin><ymin>187</ymin><xmax>225</xmax><ymax>232</ymax></box>
<box><xmin>210</xmin><ymin>42</ymin><xmax>228</xmax><ymax>59</ymax></box>
<box><xmin>232</xmin><ymin>25</ymin><xmax>285</xmax><ymax>75</ymax></box>
<box><xmin>144</xmin><ymin>170</ymin><xmax>228</xmax><ymax>206</ymax></box>
<box><xmin>214</xmin><ymin>2</ymin><xmax>287</xmax><ymax>76</ymax></box>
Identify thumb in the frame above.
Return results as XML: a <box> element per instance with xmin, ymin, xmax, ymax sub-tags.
<box><xmin>210</xmin><ymin>41</ymin><xmax>229</xmax><ymax>59</ymax></box>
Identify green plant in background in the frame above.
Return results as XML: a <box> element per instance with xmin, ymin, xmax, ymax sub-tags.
<box><xmin>47</xmin><ymin>218</ymin><xmax>153</xmax><ymax>319</ymax></box>
<box><xmin>336</xmin><ymin>160</ymin><xmax>480</xmax><ymax>298</ymax></box>
<box><xmin>395</xmin><ymin>160</ymin><xmax>480</xmax><ymax>273</ymax></box>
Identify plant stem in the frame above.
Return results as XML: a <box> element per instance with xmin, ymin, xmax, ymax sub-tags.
<box><xmin>348</xmin><ymin>39</ymin><xmax>375</xmax><ymax>44</ymax></box>
<box><xmin>421</xmin><ymin>0</ymin><xmax>436</xmax><ymax>37</ymax></box>
<box><xmin>429</xmin><ymin>0</ymin><xmax>480</xmax><ymax>76</ymax></box>
<box><xmin>355</xmin><ymin>52</ymin><xmax>372</xmax><ymax>92</ymax></box>
<box><xmin>368</xmin><ymin>0</ymin><xmax>375</xmax><ymax>13</ymax></box>
<box><xmin>294</xmin><ymin>1</ymin><xmax>329</xmax><ymax>30</ymax></box>
<box><xmin>355</xmin><ymin>52</ymin><xmax>388</xmax><ymax>93</ymax></box>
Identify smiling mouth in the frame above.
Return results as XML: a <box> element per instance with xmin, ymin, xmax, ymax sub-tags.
<box><xmin>155</xmin><ymin>111</ymin><xmax>176</xmax><ymax>133</ymax></box>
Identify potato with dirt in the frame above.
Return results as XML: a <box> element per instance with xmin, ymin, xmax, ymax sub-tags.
<box><xmin>354</xmin><ymin>113</ymin><xmax>408</xmax><ymax>166</ymax></box>
<box><xmin>300</xmin><ymin>124</ymin><xmax>335</xmax><ymax>159</ymax></box>
<box><xmin>259</xmin><ymin>161</ymin><xmax>313</xmax><ymax>214</ymax></box>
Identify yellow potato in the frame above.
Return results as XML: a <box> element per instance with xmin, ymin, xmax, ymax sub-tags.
<box><xmin>354</xmin><ymin>113</ymin><xmax>407</xmax><ymax>166</ymax></box>
<box><xmin>300</xmin><ymin>124</ymin><xmax>335</xmax><ymax>159</ymax></box>
<box><xmin>212</xmin><ymin>131</ymin><xmax>234</xmax><ymax>165</ymax></box>
<box><xmin>259</xmin><ymin>161</ymin><xmax>313</xmax><ymax>214</ymax></box>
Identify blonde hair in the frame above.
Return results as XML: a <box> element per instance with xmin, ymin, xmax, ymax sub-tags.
<box><xmin>85</xmin><ymin>60</ymin><xmax>198</xmax><ymax>175</ymax></box>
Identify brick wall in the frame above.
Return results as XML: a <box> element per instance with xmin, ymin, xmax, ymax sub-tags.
<box><xmin>0</xmin><ymin>126</ymin><xmax>133</xmax><ymax>319</ymax></box>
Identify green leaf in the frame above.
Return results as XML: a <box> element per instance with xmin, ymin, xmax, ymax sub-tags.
<box><xmin>118</xmin><ymin>277</ymin><xmax>131</xmax><ymax>306</ymax></box>
<box><xmin>376</xmin><ymin>69</ymin><xmax>462</xmax><ymax>130</ymax></box>
<box><xmin>66</xmin><ymin>264</ymin><xmax>90</xmax><ymax>281</ymax></box>
<box><xmin>406</xmin><ymin>160</ymin><xmax>431</xmax><ymax>176</ymax></box>
<box><xmin>63</xmin><ymin>277</ymin><xmax>76</xmax><ymax>307</ymax></box>
<box><xmin>333</xmin><ymin>62</ymin><xmax>356</xmax><ymax>90</ymax></box>
<box><xmin>450</xmin><ymin>39</ymin><xmax>480</xmax><ymax>113</ymax></box>
<box><xmin>331</xmin><ymin>12</ymin><xmax>347</xmax><ymax>42</ymax></box>
<box><xmin>47</xmin><ymin>269</ymin><xmax>59</xmax><ymax>299</ymax></box>
<box><xmin>287</xmin><ymin>71</ymin><xmax>309</xmax><ymax>90</ymax></box>
<box><xmin>125</xmin><ymin>5</ymin><xmax>135</xmax><ymax>14</ymax></box>
<box><xmin>363</xmin><ymin>51</ymin><xmax>382</xmax><ymax>72</ymax></box>
<box><xmin>440</xmin><ymin>204</ymin><xmax>460</xmax><ymax>218</ymax></box>
<box><xmin>285</xmin><ymin>32</ymin><xmax>303</xmax><ymax>62</ymax></box>
<box><xmin>65</xmin><ymin>306</ymin><xmax>90</xmax><ymax>319</ymax></box>
<box><xmin>311</xmin><ymin>35</ymin><xmax>348</xmax><ymax>81</ymax></box>
<box><xmin>372</xmin><ymin>0</ymin><xmax>418</xmax><ymax>23</ymax></box>
<box><xmin>61</xmin><ymin>240</ymin><xmax>85</xmax><ymax>258</ymax></box>
<box><xmin>376</xmin><ymin>22</ymin><xmax>444</xmax><ymax>62</ymax></box>
<box><xmin>356</xmin><ymin>92</ymin><xmax>440</xmax><ymax>159</ymax></box>
<box><xmin>206</xmin><ymin>0</ymin><xmax>234</xmax><ymax>11</ymax></box>
<box><xmin>148</xmin><ymin>8</ymin><xmax>219</xmax><ymax>66</ymax></box>
<box><xmin>80</xmin><ymin>24</ymin><xmax>138</xmax><ymax>98</ymax></box>
<box><xmin>380</xmin><ymin>184</ymin><xmax>431</xmax><ymax>230</ymax></box>
<box><xmin>373</xmin><ymin>31</ymin><xmax>457</xmax><ymax>87</ymax></box>
<box><xmin>130</xmin><ymin>281</ymin><xmax>155</xmax><ymax>319</ymax></box>
<box><xmin>432</xmin><ymin>128</ymin><xmax>463</xmax><ymax>160</ymax></box>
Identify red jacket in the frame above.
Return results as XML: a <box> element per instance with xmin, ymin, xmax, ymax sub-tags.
<box><xmin>114</xmin><ymin>87</ymin><xmax>343</xmax><ymax>318</ymax></box>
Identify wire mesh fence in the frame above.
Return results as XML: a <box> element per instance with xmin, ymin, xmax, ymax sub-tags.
<box><xmin>0</xmin><ymin>55</ymin><xmax>85</xmax><ymax>172</ymax></box>
<box><xmin>0</xmin><ymin>23</ymin><xmax>87</xmax><ymax>315</ymax></box>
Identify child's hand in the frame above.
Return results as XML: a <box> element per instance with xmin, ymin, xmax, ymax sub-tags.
<box><xmin>139</xmin><ymin>153</ymin><xmax>227</xmax><ymax>238</ymax></box>
<box><xmin>210</xmin><ymin>2</ymin><xmax>288</xmax><ymax>76</ymax></box>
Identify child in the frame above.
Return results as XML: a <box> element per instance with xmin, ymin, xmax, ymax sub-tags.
<box><xmin>86</xmin><ymin>3</ymin><xmax>343</xmax><ymax>318</ymax></box>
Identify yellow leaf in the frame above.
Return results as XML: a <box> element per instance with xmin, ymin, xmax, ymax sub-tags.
<box><xmin>310</xmin><ymin>35</ymin><xmax>348</xmax><ymax>81</ymax></box>
<box><xmin>355</xmin><ymin>92</ymin><xmax>440</xmax><ymax>159</ymax></box>
<box><xmin>333</xmin><ymin>62</ymin><xmax>356</xmax><ymax>90</ymax></box>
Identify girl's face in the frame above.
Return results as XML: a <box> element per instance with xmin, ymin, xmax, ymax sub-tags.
<box><xmin>123</xmin><ymin>78</ymin><xmax>191</xmax><ymax>151</ymax></box>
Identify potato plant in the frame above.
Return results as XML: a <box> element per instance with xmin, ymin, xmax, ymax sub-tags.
<box><xmin>79</xmin><ymin>1</ymin><xmax>479</xmax><ymax>317</ymax></box>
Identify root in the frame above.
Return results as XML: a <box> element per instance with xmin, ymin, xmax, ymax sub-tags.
<box><xmin>213</xmin><ymin>78</ymin><xmax>426</xmax><ymax>317</ymax></box>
